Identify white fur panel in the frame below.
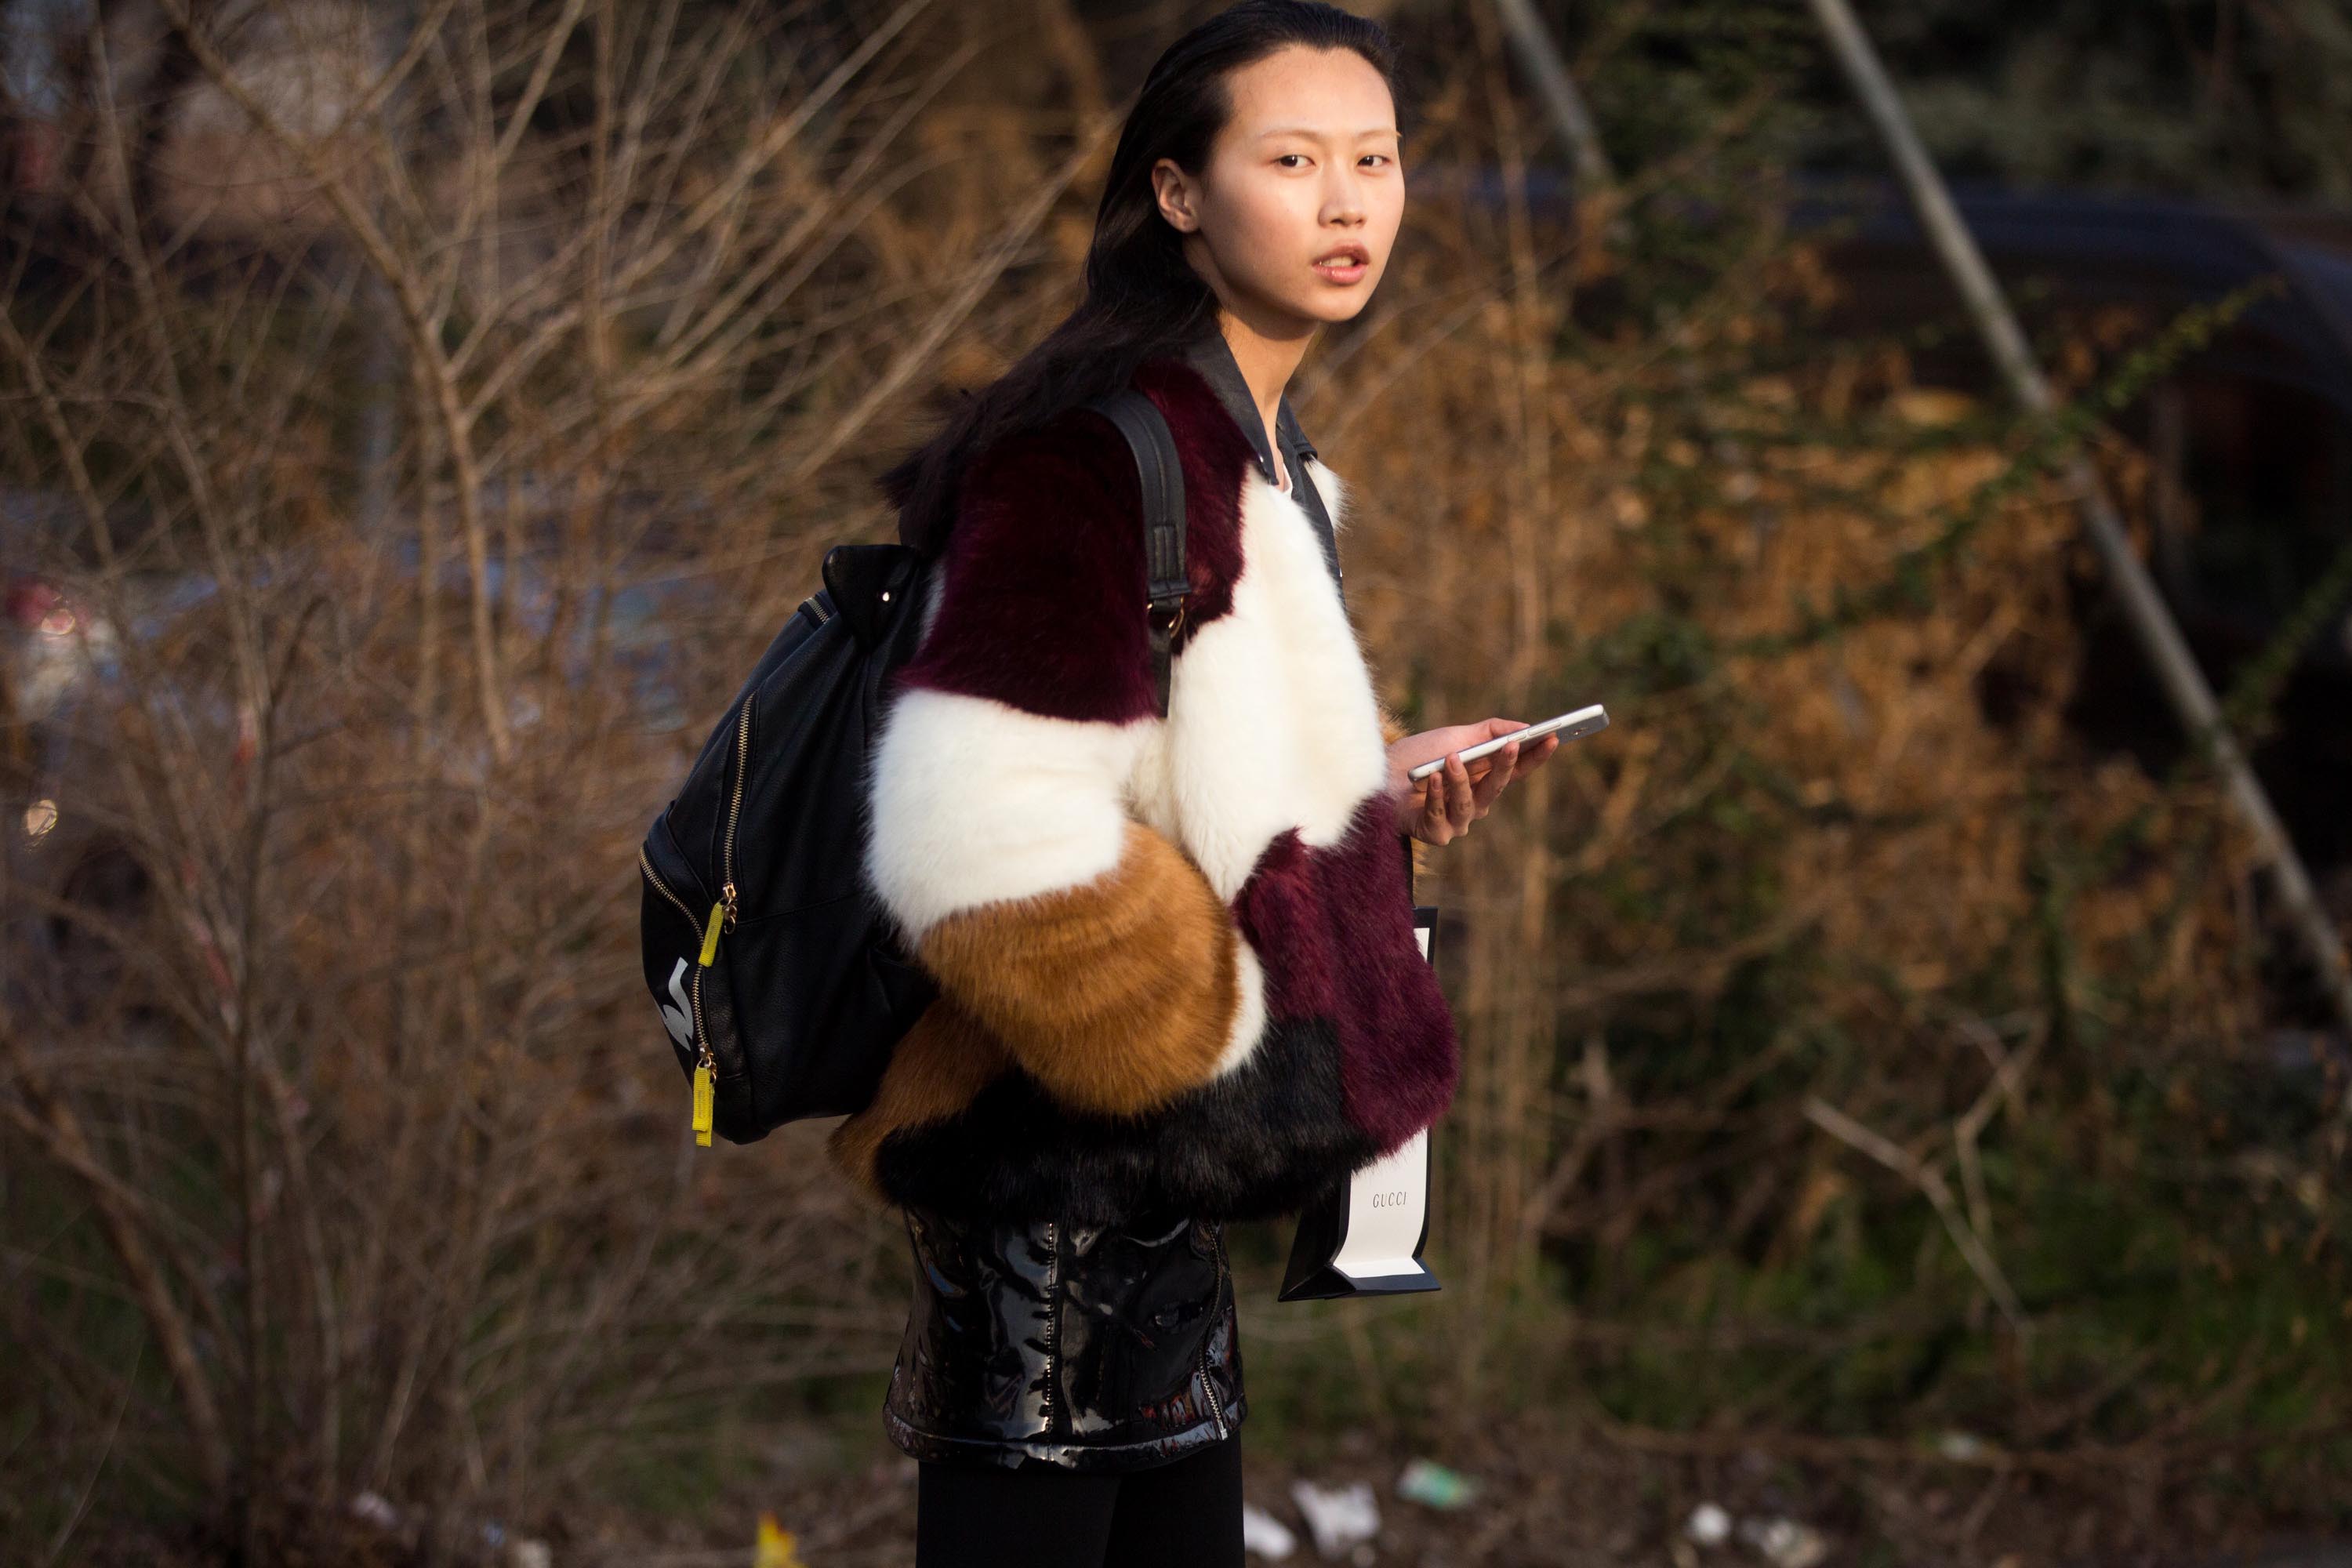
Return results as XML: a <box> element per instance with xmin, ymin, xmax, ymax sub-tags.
<box><xmin>865</xmin><ymin>686</ymin><xmax>1151</xmax><ymax>940</ymax></box>
<box><xmin>1302</xmin><ymin>454</ymin><xmax>1349</xmax><ymax>532</ymax></box>
<box><xmin>1210</xmin><ymin>938</ymin><xmax>1269</xmax><ymax>1079</ymax></box>
<box><xmin>1127</xmin><ymin>470</ymin><xmax>1391</xmax><ymax>902</ymax></box>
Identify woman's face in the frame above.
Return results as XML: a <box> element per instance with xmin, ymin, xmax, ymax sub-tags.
<box><xmin>1153</xmin><ymin>44</ymin><xmax>1403</xmax><ymax>332</ymax></box>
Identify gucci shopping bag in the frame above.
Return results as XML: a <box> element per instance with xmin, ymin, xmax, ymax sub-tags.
<box><xmin>1278</xmin><ymin>905</ymin><xmax>1442</xmax><ymax>1301</ymax></box>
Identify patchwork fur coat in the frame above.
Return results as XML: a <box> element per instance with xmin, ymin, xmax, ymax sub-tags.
<box><xmin>826</xmin><ymin>343</ymin><xmax>1459</xmax><ymax>1230</ymax></box>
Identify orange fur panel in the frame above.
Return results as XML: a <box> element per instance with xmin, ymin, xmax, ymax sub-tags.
<box><xmin>916</xmin><ymin>819</ymin><xmax>1243</xmax><ymax>1119</ymax></box>
<box><xmin>827</xmin><ymin>1000</ymin><xmax>1011</xmax><ymax>1202</ymax></box>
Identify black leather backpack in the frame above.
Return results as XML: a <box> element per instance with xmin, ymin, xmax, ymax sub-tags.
<box><xmin>637</xmin><ymin>390</ymin><xmax>1190</xmax><ymax>1145</ymax></box>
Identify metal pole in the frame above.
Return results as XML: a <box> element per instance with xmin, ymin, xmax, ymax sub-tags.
<box><xmin>1489</xmin><ymin>0</ymin><xmax>1615</xmax><ymax>193</ymax></box>
<box><xmin>1805</xmin><ymin>0</ymin><xmax>2352</xmax><ymax>1035</ymax></box>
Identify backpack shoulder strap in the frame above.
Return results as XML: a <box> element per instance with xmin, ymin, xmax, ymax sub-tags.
<box><xmin>1080</xmin><ymin>389</ymin><xmax>1187</xmax><ymax>718</ymax></box>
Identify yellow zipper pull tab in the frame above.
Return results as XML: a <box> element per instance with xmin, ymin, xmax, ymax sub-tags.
<box><xmin>690</xmin><ymin>902</ymin><xmax>723</xmax><ymax>1145</ymax></box>
<box><xmin>699</xmin><ymin>900</ymin><xmax>724</xmax><ymax>966</ymax></box>
<box><xmin>691</xmin><ymin>1055</ymin><xmax>715</xmax><ymax>1146</ymax></box>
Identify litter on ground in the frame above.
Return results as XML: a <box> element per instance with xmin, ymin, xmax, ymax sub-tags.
<box><xmin>1243</xmin><ymin>1501</ymin><xmax>1298</xmax><ymax>1559</ymax></box>
<box><xmin>1684</xmin><ymin>1502</ymin><xmax>1733</xmax><ymax>1547</ymax></box>
<box><xmin>1396</xmin><ymin>1458</ymin><xmax>1479</xmax><ymax>1510</ymax></box>
<box><xmin>1739</xmin><ymin>1515</ymin><xmax>1829</xmax><ymax>1568</ymax></box>
<box><xmin>754</xmin><ymin>1510</ymin><xmax>808</xmax><ymax>1568</ymax></box>
<box><xmin>1290</xmin><ymin>1477</ymin><xmax>1381</xmax><ymax>1560</ymax></box>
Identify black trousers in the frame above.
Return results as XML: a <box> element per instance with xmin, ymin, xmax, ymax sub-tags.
<box><xmin>913</xmin><ymin>1431</ymin><xmax>1245</xmax><ymax>1567</ymax></box>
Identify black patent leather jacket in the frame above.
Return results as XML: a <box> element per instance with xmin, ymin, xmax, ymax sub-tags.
<box><xmin>883</xmin><ymin>1202</ymin><xmax>1243</xmax><ymax>1472</ymax></box>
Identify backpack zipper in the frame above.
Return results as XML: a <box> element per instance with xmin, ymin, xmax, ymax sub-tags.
<box><xmin>639</xmin><ymin>843</ymin><xmax>696</xmax><ymax>931</ymax></box>
<box><xmin>677</xmin><ymin>692</ymin><xmax>758</xmax><ymax>1145</ymax></box>
<box><xmin>720</xmin><ymin>694</ymin><xmax>753</xmax><ymax>931</ymax></box>
<box><xmin>639</xmin><ymin>844</ymin><xmax>719</xmax><ymax>1143</ymax></box>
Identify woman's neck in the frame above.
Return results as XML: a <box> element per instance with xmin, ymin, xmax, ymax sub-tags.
<box><xmin>1214</xmin><ymin>310</ymin><xmax>1312</xmax><ymax>463</ymax></box>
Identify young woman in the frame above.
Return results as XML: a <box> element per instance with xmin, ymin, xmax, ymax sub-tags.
<box><xmin>829</xmin><ymin>3</ymin><xmax>1561</xmax><ymax>1563</ymax></box>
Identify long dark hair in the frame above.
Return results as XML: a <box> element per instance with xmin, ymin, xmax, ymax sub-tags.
<box><xmin>880</xmin><ymin>0</ymin><xmax>1400</xmax><ymax>552</ymax></box>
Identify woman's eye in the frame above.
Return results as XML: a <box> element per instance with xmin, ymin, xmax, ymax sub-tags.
<box><xmin>1361</xmin><ymin>154</ymin><xmax>1392</xmax><ymax>168</ymax></box>
<box><xmin>1276</xmin><ymin>154</ymin><xmax>1308</xmax><ymax>169</ymax></box>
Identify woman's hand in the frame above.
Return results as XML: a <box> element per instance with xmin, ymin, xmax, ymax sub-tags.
<box><xmin>1387</xmin><ymin>719</ymin><xmax>1561</xmax><ymax>844</ymax></box>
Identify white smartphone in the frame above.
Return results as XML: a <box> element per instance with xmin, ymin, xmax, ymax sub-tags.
<box><xmin>1406</xmin><ymin>702</ymin><xmax>1610</xmax><ymax>782</ymax></box>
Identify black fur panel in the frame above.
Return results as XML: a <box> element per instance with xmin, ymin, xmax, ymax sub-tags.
<box><xmin>873</xmin><ymin>1016</ymin><xmax>1377</xmax><ymax>1229</ymax></box>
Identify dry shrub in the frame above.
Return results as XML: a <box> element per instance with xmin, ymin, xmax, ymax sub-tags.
<box><xmin>1</xmin><ymin>2</ymin><xmax>997</xmax><ymax>1555</ymax></box>
<box><xmin>1301</xmin><ymin>107</ymin><xmax>2337</xmax><ymax>1496</ymax></box>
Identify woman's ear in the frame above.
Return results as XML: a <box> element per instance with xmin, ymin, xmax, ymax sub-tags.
<box><xmin>1151</xmin><ymin>158</ymin><xmax>1201</xmax><ymax>234</ymax></box>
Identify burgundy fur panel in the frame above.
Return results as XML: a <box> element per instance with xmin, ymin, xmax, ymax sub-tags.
<box><xmin>891</xmin><ymin>357</ymin><xmax>1261</xmax><ymax>722</ymax></box>
<box><xmin>1232</xmin><ymin>797</ymin><xmax>1459</xmax><ymax>1156</ymax></box>
<box><xmin>890</xmin><ymin>412</ymin><xmax>1161</xmax><ymax>724</ymax></box>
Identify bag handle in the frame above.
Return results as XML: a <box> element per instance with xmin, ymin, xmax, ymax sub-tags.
<box><xmin>1082</xmin><ymin>389</ymin><xmax>1188</xmax><ymax>719</ymax></box>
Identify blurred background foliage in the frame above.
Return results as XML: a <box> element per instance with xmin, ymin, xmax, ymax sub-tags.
<box><xmin>1</xmin><ymin>1</ymin><xmax>2346</xmax><ymax>1563</ymax></box>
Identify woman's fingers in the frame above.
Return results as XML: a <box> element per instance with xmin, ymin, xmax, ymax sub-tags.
<box><xmin>1408</xmin><ymin>731</ymin><xmax>1559</xmax><ymax>844</ymax></box>
<box><xmin>1445</xmin><ymin>751</ymin><xmax>1475</xmax><ymax>829</ymax></box>
<box><xmin>1417</xmin><ymin>774</ymin><xmax>1448</xmax><ymax>838</ymax></box>
<box><xmin>1512</xmin><ymin>733</ymin><xmax>1561</xmax><ymax>781</ymax></box>
<box><xmin>1415</xmin><ymin>756</ymin><xmax>1461</xmax><ymax>843</ymax></box>
<box><xmin>1471</xmin><ymin>741</ymin><xmax>1519</xmax><ymax>812</ymax></box>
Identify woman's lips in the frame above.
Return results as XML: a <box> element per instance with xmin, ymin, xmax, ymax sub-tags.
<box><xmin>1312</xmin><ymin>256</ymin><xmax>1368</xmax><ymax>283</ymax></box>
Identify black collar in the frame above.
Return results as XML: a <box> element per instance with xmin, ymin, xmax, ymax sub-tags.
<box><xmin>1177</xmin><ymin>325</ymin><xmax>1345</xmax><ymax>599</ymax></box>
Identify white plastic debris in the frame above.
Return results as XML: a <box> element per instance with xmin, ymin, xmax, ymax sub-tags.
<box><xmin>1737</xmin><ymin>1516</ymin><xmax>1829</xmax><ymax>1568</ymax></box>
<box><xmin>349</xmin><ymin>1492</ymin><xmax>401</xmax><ymax>1531</ymax></box>
<box><xmin>1684</xmin><ymin>1501</ymin><xmax>1734</xmax><ymax>1547</ymax></box>
<box><xmin>1289</xmin><ymin>1478</ymin><xmax>1381</xmax><ymax>1560</ymax></box>
<box><xmin>1936</xmin><ymin>1430</ymin><xmax>1987</xmax><ymax>1461</ymax></box>
<box><xmin>1243</xmin><ymin>1502</ymin><xmax>1298</xmax><ymax>1559</ymax></box>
